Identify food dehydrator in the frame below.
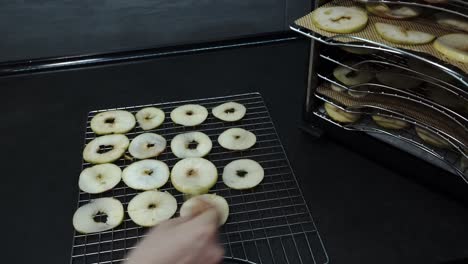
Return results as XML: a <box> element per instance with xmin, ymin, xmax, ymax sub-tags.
<box><xmin>290</xmin><ymin>0</ymin><xmax>468</xmax><ymax>204</ymax></box>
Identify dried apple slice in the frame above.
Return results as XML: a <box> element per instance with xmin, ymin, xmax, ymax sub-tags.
<box><xmin>375</xmin><ymin>23</ymin><xmax>435</xmax><ymax>45</ymax></box>
<box><xmin>312</xmin><ymin>6</ymin><xmax>368</xmax><ymax>34</ymax></box>
<box><xmin>433</xmin><ymin>34</ymin><xmax>468</xmax><ymax>63</ymax></box>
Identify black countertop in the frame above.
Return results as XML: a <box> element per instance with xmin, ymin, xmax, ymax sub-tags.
<box><xmin>2</xmin><ymin>39</ymin><xmax>467</xmax><ymax>264</ymax></box>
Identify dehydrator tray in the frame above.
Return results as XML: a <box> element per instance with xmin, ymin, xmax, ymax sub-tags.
<box><xmin>316</xmin><ymin>84</ymin><xmax>468</xmax><ymax>151</ymax></box>
<box><xmin>313</xmin><ymin>104</ymin><xmax>466</xmax><ymax>179</ymax></box>
<box><xmin>318</xmin><ymin>49</ymin><xmax>468</xmax><ymax>101</ymax></box>
<box><xmin>291</xmin><ymin>0</ymin><xmax>468</xmax><ymax>85</ymax></box>
<box><xmin>70</xmin><ymin>92</ymin><xmax>328</xmax><ymax>264</ymax></box>
<box><xmin>317</xmin><ymin>73</ymin><xmax>467</xmax><ymax>124</ymax></box>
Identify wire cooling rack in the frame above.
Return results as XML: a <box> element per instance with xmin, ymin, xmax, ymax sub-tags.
<box><xmin>70</xmin><ymin>92</ymin><xmax>328</xmax><ymax>264</ymax></box>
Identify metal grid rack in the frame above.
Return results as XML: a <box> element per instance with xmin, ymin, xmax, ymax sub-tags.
<box><xmin>314</xmin><ymin>98</ymin><xmax>466</xmax><ymax>180</ymax></box>
<box><xmin>70</xmin><ymin>92</ymin><xmax>329</xmax><ymax>264</ymax></box>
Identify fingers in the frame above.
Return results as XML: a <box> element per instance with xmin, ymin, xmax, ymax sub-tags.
<box><xmin>158</xmin><ymin>215</ymin><xmax>191</xmax><ymax>228</ymax></box>
<box><xmin>187</xmin><ymin>207</ymin><xmax>220</xmax><ymax>230</ymax></box>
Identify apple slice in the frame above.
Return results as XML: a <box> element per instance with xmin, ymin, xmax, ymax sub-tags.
<box><xmin>375</xmin><ymin>23</ymin><xmax>435</xmax><ymax>45</ymax></box>
<box><xmin>212</xmin><ymin>102</ymin><xmax>246</xmax><ymax>122</ymax></box>
<box><xmin>312</xmin><ymin>6</ymin><xmax>368</xmax><ymax>33</ymax></box>
<box><xmin>415</xmin><ymin>126</ymin><xmax>451</xmax><ymax>149</ymax></box>
<box><xmin>372</xmin><ymin>115</ymin><xmax>409</xmax><ymax>130</ymax></box>
<box><xmin>433</xmin><ymin>34</ymin><xmax>468</xmax><ymax>63</ymax></box>
<box><xmin>180</xmin><ymin>194</ymin><xmax>229</xmax><ymax>226</ymax></box>
<box><xmin>79</xmin><ymin>163</ymin><xmax>122</xmax><ymax>194</ymax></box>
<box><xmin>73</xmin><ymin>197</ymin><xmax>124</xmax><ymax>234</ymax></box>
<box><xmin>128</xmin><ymin>133</ymin><xmax>166</xmax><ymax>159</ymax></box>
<box><xmin>83</xmin><ymin>134</ymin><xmax>130</xmax><ymax>164</ymax></box>
<box><xmin>366</xmin><ymin>4</ymin><xmax>421</xmax><ymax>19</ymax></box>
<box><xmin>90</xmin><ymin>110</ymin><xmax>136</xmax><ymax>135</ymax></box>
<box><xmin>435</xmin><ymin>13</ymin><xmax>468</xmax><ymax>33</ymax></box>
<box><xmin>122</xmin><ymin>159</ymin><xmax>170</xmax><ymax>190</ymax></box>
<box><xmin>171</xmin><ymin>158</ymin><xmax>218</xmax><ymax>195</ymax></box>
<box><xmin>171</xmin><ymin>104</ymin><xmax>208</xmax><ymax>126</ymax></box>
<box><xmin>128</xmin><ymin>191</ymin><xmax>177</xmax><ymax>227</ymax></box>
<box><xmin>171</xmin><ymin>131</ymin><xmax>212</xmax><ymax>158</ymax></box>
<box><xmin>136</xmin><ymin>107</ymin><xmax>165</xmax><ymax>131</ymax></box>
<box><xmin>324</xmin><ymin>103</ymin><xmax>361</xmax><ymax>123</ymax></box>
<box><xmin>222</xmin><ymin>159</ymin><xmax>264</xmax><ymax>190</ymax></box>
<box><xmin>218</xmin><ymin>128</ymin><xmax>256</xmax><ymax>151</ymax></box>
<box><xmin>333</xmin><ymin>64</ymin><xmax>374</xmax><ymax>86</ymax></box>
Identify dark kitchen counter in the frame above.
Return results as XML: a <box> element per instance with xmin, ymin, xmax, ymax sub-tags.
<box><xmin>2</xmin><ymin>38</ymin><xmax>467</xmax><ymax>264</ymax></box>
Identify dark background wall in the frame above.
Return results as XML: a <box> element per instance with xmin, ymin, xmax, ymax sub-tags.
<box><xmin>1</xmin><ymin>0</ymin><xmax>310</xmax><ymax>62</ymax></box>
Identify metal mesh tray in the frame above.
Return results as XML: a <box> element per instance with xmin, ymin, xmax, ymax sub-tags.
<box><xmin>314</xmin><ymin>97</ymin><xmax>466</xmax><ymax>179</ymax></box>
<box><xmin>318</xmin><ymin>49</ymin><xmax>468</xmax><ymax>101</ymax></box>
<box><xmin>290</xmin><ymin>0</ymin><xmax>468</xmax><ymax>86</ymax></box>
<box><xmin>315</xmin><ymin>84</ymin><xmax>468</xmax><ymax>149</ymax></box>
<box><xmin>70</xmin><ymin>92</ymin><xmax>329</xmax><ymax>264</ymax></box>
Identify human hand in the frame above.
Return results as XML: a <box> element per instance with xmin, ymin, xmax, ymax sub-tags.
<box><xmin>125</xmin><ymin>202</ymin><xmax>224</xmax><ymax>264</ymax></box>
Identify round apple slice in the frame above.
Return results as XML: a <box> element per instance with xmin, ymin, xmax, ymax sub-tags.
<box><xmin>366</xmin><ymin>4</ymin><xmax>421</xmax><ymax>19</ymax></box>
<box><xmin>79</xmin><ymin>164</ymin><xmax>122</xmax><ymax>194</ymax></box>
<box><xmin>376</xmin><ymin>70</ymin><xmax>422</xmax><ymax>90</ymax></box>
<box><xmin>311</xmin><ymin>6</ymin><xmax>368</xmax><ymax>33</ymax></box>
<box><xmin>171</xmin><ymin>158</ymin><xmax>218</xmax><ymax>195</ymax></box>
<box><xmin>222</xmin><ymin>159</ymin><xmax>264</xmax><ymax>190</ymax></box>
<box><xmin>83</xmin><ymin>134</ymin><xmax>130</xmax><ymax>164</ymax></box>
<box><xmin>171</xmin><ymin>131</ymin><xmax>212</xmax><ymax>158</ymax></box>
<box><xmin>122</xmin><ymin>160</ymin><xmax>170</xmax><ymax>190</ymax></box>
<box><xmin>375</xmin><ymin>23</ymin><xmax>435</xmax><ymax>45</ymax></box>
<box><xmin>435</xmin><ymin>13</ymin><xmax>468</xmax><ymax>33</ymax></box>
<box><xmin>170</xmin><ymin>104</ymin><xmax>208</xmax><ymax>126</ymax></box>
<box><xmin>90</xmin><ymin>110</ymin><xmax>136</xmax><ymax>135</ymax></box>
<box><xmin>433</xmin><ymin>34</ymin><xmax>468</xmax><ymax>63</ymax></box>
<box><xmin>212</xmin><ymin>102</ymin><xmax>246</xmax><ymax>122</ymax></box>
<box><xmin>180</xmin><ymin>194</ymin><xmax>229</xmax><ymax>226</ymax></box>
<box><xmin>73</xmin><ymin>197</ymin><xmax>124</xmax><ymax>234</ymax></box>
<box><xmin>218</xmin><ymin>128</ymin><xmax>256</xmax><ymax>151</ymax></box>
<box><xmin>372</xmin><ymin>115</ymin><xmax>409</xmax><ymax>130</ymax></box>
<box><xmin>333</xmin><ymin>64</ymin><xmax>374</xmax><ymax>86</ymax></box>
<box><xmin>415</xmin><ymin>126</ymin><xmax>451</xmax><ymax>149</ymax></box>
<box><xmin>136</xmin><ymin>107</ymin><xmax>165</xmax><ymax>131</ymax></box>
<box><xmin>129</xmin><ymin>133</ymin><xmax>166</xmax><ymax>159</ymax></box>
<box><xmin>128</xmin><ymin>191</ymin><xmax>178</xmax><ymax>227</ymax></box>
<box><xmin>324</xmin><ymin>103</ymin><xmax>361</xmax><ymax>123</ymax></box>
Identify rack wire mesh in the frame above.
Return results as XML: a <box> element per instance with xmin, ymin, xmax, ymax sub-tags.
<box><xmin>70</xmin><ymin>92</ymin><xmax>329</xmax><ymax>264</ymax></box>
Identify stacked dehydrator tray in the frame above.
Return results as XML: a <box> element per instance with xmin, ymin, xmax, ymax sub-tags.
<box><xmin>290</xmin><ymin>0</ymin><xmax>468</xmax><ymax>203</ymax></box>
